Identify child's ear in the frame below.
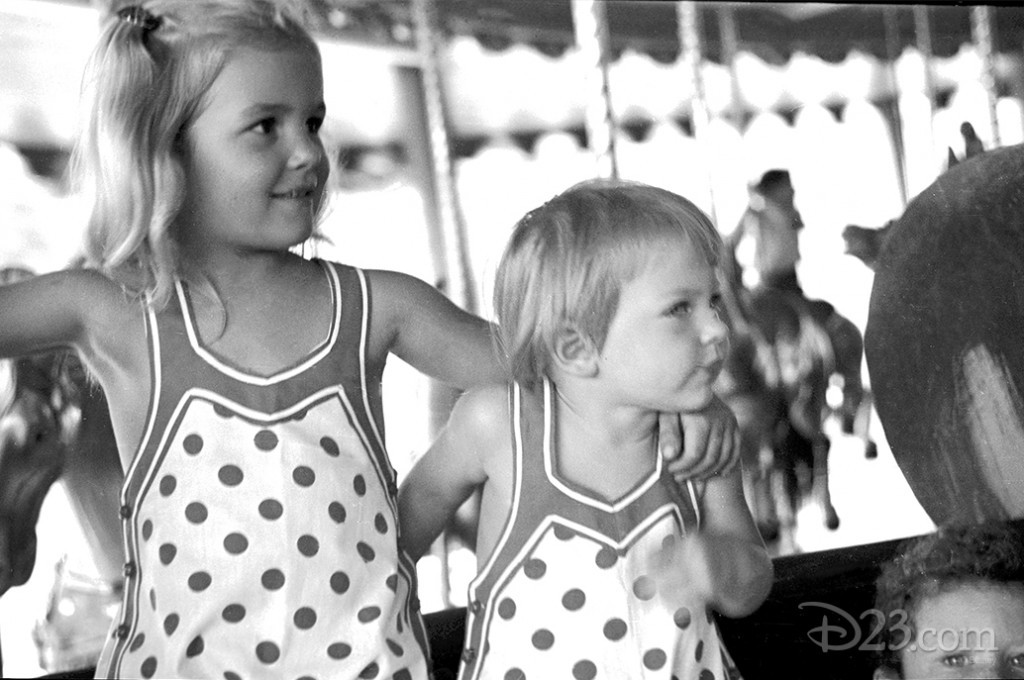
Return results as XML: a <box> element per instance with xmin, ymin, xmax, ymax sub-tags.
<box><xmin>552</xmin><ymin>326</ymin><xmax>598</xmax><ymax>377</ymax></box>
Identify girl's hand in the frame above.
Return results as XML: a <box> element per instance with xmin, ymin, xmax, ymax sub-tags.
<box><xmin>660</xmin><ymin>395</ymin><xmax>740</xmax><ymax>483</ymax></box>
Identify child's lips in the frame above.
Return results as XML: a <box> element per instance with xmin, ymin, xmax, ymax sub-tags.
<box><xmin>702</xmin><ymin>359</ymin><xmax>724</xmax><ymax>382</ymax></box>
<box><xmin>271</xmin><ymin>177</ymin><xmax>319</xmax><ymax>199</ymax></box>
<box><xmin>271</xmin><ymin>187</ymin><xmax>315</xmax><ymax>199</ymax></box>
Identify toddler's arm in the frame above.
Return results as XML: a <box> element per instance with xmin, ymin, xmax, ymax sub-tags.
<box><xmin>670</xmin><ymin>469</ymin><xmax>773</xmax><ymax>618</ymax></box>
<box><xmin>398</xmin><ymin>385</ymin><xmax>505</xmax><ymax>561</ymax></box>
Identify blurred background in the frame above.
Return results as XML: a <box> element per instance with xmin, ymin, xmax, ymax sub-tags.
<box><xmin>4</xmin><ymin>1</ymin><xmax>1023</xmax><ymax>674</ymax></box>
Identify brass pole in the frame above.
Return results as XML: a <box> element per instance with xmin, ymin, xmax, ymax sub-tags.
<box><xmin>411</xmin><ymin>0</ymin><xmax>477</xmax><ymax>312</ymax></box>
<box><xmin>718</xmin><ymin>4</ymin><xmax>742</xmax><ymax>126</ymax></box>
<box><xmin>913</xmin><ymin>5</ymin><xmax>936</xmax><ymax>120</ymax></box>
<box><xmin>971</xmin><ymin>5</ymin><xmax>1002</xmax><ymax>148</ymax></box>
<box><xmin>410</xmin><ymin>0</ymin><xmax>476</xmax><ymax>610</ymax></box>
<box><xmin>884</xmin><ymin>7</ymin><xmax>910</xmax><ymax>207</ymax></box>
<box><xmin>677</xmin><ymin>1</ymin><xmax>718</xmax><ymax>225</ymax></box>
<box><xmin>571</xmin><ymin>0</ymin><xmax>619</xmax><ymax>179</ymax></box>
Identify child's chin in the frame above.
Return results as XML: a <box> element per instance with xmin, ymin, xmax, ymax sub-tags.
<box><xmin>671</xmin><ymin>392</ymin><xmax>715</xmax><ymax>413</ymax></box>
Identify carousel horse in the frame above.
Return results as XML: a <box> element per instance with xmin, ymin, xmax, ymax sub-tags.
<box><xmin>716</xmin><ymin>181</ymin><xmax>872</xmax><ymax>552</ymax></box>
<box><xmin>0</xmin><ymin>266</ymin><xmax>124</xmax><ymax>673</ymax></box>
<box><xmin>716</xmin><ymin>258</ymin><xmax>842</xmax><ymax>552</ymax></box>
<box><xmin>867</xmin><ymin>135</ymin><xmax>1024</xmax><ymax>526</ymax></box>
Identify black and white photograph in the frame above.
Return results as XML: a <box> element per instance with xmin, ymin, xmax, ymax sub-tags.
<box><xmin>2</xmin><ymin>2</ymin><xmax>1024</xmax><ymax>678</ymax></box>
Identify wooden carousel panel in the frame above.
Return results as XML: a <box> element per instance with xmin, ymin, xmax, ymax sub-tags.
<box><xmin>866</xmin><ymin>143</ymin><xmax>1024</xmax><ymax>524</ymax></box>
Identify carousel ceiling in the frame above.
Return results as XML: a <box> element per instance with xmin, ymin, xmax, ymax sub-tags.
<box><xmin>311</xmin><ymin>1</ymin><xmax>1024</xmax><ymax>64</ymax></box>
<box><xmin>4</xmin><ymin>1</ymin><xmax>1024</xmax><ymax>151</ymax></box>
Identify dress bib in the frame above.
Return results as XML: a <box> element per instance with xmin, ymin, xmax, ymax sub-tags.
<box><xmin>95</xmin><ymin>261</ymin><xmax>430</xmax><ymax>680</ymax></box>
<box><xmin>459</xmin><ymin>381</ymin><xmax>741</xmax><ymax>680</ymax></box>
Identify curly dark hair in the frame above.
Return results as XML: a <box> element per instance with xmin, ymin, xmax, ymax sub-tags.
<box><xmin>873</xmin><ymin>521</ymin><xmax>1024</xmax><ymax>673</ymax></box>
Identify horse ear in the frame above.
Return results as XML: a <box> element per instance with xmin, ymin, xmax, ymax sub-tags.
<box><xmin>947</xmin><ymin>147</ymin><xmax>959</xmax><ymax>170</ymax></box>
<box><xmin>961</xmin><ymin>121</ymin><xmax>985</xmax><ymax>159</ymax></box>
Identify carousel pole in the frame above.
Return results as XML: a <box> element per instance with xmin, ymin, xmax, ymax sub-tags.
<box><xmin>913</xmin><ymin>6</ymin><xmax>937</xmax><ymax>123</ymax></box>
<box><xmin>971</xmin><ymin>5</ymin><xmax>1002</xmax><ymax>148</ymax></box>
<box><xmin>717</xmin><ymin>4</ymin><xmax>742</xmax><ymax>127</ymax></box>
<box><xmin>884</xmin><ymin>7</ymin><xmax>910</xmax><ymax>207</ymax></box>
<box><xmin>411</xmin><ymin>0</ymin><xmax>477</xmax><ymax>313</ymax></box>
<box><xmin>570</xmin><ymin>0</ymin><xmax>619</xmax><ymax>179</ymax></box>
<box><xmin>676</xmin><ymin>1</ymin><xmax>718</xmax><ymax>226</ymax></box>
<box><xmin>913</xmin><ymin>5</ymin><xmax>938</xmax><ymax>176</ymax></box>
<box><xmin>410</xmin><ymin>0</ymin><xmax>476</xmax><ymax>610</ymax></box>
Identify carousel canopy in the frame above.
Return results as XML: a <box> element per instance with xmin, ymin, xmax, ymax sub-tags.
<box><xmin>3</xmin><ymin>1</ymin><xmax>1023</xmax><ymax>150</ymax></box>
<box><xmin>317</xmin><ymin>1</ymin><xmax>1024</xmax><ymax>64</ymax></box>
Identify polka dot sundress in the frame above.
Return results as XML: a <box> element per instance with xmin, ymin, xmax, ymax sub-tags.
<box><xmin>459</xmin><ymin>381</ymin><xmax>742</xmax><ymax>680</ymax></box>
<box><xmin>95</xmin><ymin>261</ymin><xmax>430</xmax><ymax>680</ymax></box>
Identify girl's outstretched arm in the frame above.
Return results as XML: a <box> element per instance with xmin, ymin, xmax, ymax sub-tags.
<box><xmin>0</xmin><ymin>269</ymin><xmax>150</xmax><ymax>457</ymax></box>
<box><xmin>0</xmin><ymin>269</ymin><xmax>134</xmax><ymax>363</ymax></box>
<box><xmin>0</xmin><ymin>270</ymin><xmax>90</xmax><ymax>358</ymax></box>
<box><xmin>365</xmin><ymin>269</ymin><xmax>503</xmax><ymax>389</ymax></box>
<box><xmin>397</xmin><ymin>385</ymin><xmax>504</xmax><ymax>561</ymax></box>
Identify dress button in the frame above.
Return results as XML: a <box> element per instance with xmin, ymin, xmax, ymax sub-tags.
<box><xmin>116</xmin><ymin>624</ymin><xmax>130</xmax><ymax>639</ymax></box>
<box><xmin>470</xmin><ymin>600</ymin><xmax>483</xmax><ymax>614</ymax></box>
<box><xmin>123</xmin><ymin>562</ymin><xmax>136</xmax><ymax>578</ymax></box>
<box><xmin>119</xmin><ymin>504</ymin><xmax>132</xmax><ymax>519</ymax></box>
<box><xmin>461</xmin><ymin>647</ymin><xmax>476</xmax><ymax>663</ymax></box>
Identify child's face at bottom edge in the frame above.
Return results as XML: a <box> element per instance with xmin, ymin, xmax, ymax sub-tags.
<box><xmin>596</xmin><ymin>240</ymin><xmax>728</xmax><ymax>413</ymax></box>
<box><xmin>178</xmin><ymin>43</ymin><xmax>330</xmax><ymax>255</ymax></box>
<box><xmin>890</xmin><ymin>583</ymin><xmax>1024</xmax><ymax>679</ymax></box>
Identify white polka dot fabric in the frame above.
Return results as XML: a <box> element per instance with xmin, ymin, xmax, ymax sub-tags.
<box><xmin>460</xmin><ymin>381</ymin><xmax>742</xmax><ymax>680</ymax></box>
<box><xmin>95</xmin><ymin>263</ymin><xmax>429</xmax><ymax>680</ymax></box>
<box><xmin>480</xmin><ymin>516</ymin><xmax>723</xmax><ymax>679</ymax></box>
<box><xmin>113</xmin><ymin>395</ymin><xmax>422</xmax><ymax>679</ymax></box>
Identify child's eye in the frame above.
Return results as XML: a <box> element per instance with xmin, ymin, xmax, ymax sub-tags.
<box><xmin>307</xmin><ymin>116</ymin><xmax>324</xmax><ymax>134</ymax></box>
<box><xmin>941</xmin><ymin>653</ymin><xmax>968</xmax><ymax>667</ymax></box>
<box><xmin>669</xmin><ymin>301</ymin><xmax>692</xmax><ymax>317</ymax></box>
<box><xmin>1010</xmin><ymin>653</ymin><xmax>1024</xmax><ymax>668</ymax></box>
<box><xmin>251</xmin><ymin>118</ymin><xmax>277</xmax><ymax>135</ymax></box>
<box><xmin>710</xmin><ymin>293</ymin><xmax>724</xmax><ymax>312</ymax></box>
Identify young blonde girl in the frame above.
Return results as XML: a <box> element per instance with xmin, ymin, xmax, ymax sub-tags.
<box><xmin>0</xmin><ymin>2</ymin><xmax>737</xmax><ymax>678</ymax></box>
<box><xmin>399</xmin><ymin>180</ymin><xmax>772</xmax><ymax>679</ymax></box>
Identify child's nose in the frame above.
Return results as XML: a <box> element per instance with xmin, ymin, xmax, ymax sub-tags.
<box><xmin>290</xmin><ymin>133</ymin><xmax>324</xmax><ymax>168</ymax></box>
<box><xmin>701</xmin><ymin>308</ymin><xmax>729</xmax><ymax>350</ymax></box>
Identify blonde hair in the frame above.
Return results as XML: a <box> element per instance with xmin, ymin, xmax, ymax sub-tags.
<box><xmin>71</xmin><ymin>0</ymin><xmax>322</xmax><ymax>308</ymax></box>
<box><xmin>493</xmin><ymin>179</ymin><xmax>722</xmax><ymax>388</ymax></box>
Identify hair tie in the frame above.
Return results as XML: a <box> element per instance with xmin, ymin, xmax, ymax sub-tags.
<box><xmin>117</xmin><ymin>5</ymin><xmax>162</xmax><ymax>33</ymax></box>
